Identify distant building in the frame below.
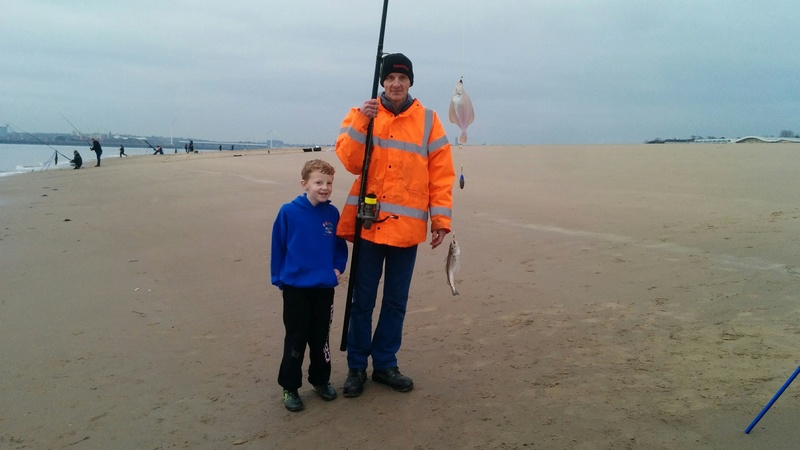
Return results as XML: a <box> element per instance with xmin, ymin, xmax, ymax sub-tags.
<box><xmin>695</xmin><ymin>138</ymin><xmax>732</xmax><ymax>143</ymax></box>
<box><xmin>734</xmin><ymin>136</ymin><xmax>800</xmax><ymax>144</ymax></box>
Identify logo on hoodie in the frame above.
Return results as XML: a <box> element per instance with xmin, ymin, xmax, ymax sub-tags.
<box><xmin>322</xmin><ymin>221</ymin><xmax>335</xmax><ymax>235</ymax></box>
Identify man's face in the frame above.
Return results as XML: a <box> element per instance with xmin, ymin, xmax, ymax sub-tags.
<box><xmin>382</xmin><ymin>73</ymin><xmax>411</xmax><ymax>105</ymax></box>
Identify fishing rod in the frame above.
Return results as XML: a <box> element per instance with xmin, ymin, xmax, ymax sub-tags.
<box><xmin>340</xmin><ymin>0</ymin><xmax>390</xmax><ymax>351</ymax></box>
<box><xmin>8</xmin><ymin>124</ymin><xmax>75</xmax><ymax>170</ymax></box>
<box><xmin>60</xmin><ymin>113</ymin><xmax>88</xmax><ymax>142</ymax></box>
<box><xmin>141</xmin><ymin>139</ymin><xmax>158</xmax><ymax>154</ymax></box>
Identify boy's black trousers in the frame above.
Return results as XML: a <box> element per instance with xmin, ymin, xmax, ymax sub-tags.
<box><xmin>278</xmin><ymin>286</ymin><xmax>334</xmax><ymax>391</ymax></box>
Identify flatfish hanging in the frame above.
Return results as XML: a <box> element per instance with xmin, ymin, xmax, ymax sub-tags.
<box><xmin>448</xmin><ymin>79</ymin><xmax>475</xmax><ymax>145</ymax></box>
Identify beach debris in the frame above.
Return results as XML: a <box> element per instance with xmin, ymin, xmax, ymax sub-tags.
<box><xmin>446</xmin><ymin>233</ymin><xmax>461</xmax><ymax>295</ymax></box>
<box><xmin>448</xmin><ymin>79</ymin><xmax>475</xmax><ymax>145</ymax></box>
<box><xmin>67</xmin><ymin>436</ymin><xmax>90</xmax><ymax>446</ymax></box>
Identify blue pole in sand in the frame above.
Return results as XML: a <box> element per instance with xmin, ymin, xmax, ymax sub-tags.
<box><xmin>745</xmin><ymin>365</ymin><xmax>800</xmax><ymax>434</ymax></box>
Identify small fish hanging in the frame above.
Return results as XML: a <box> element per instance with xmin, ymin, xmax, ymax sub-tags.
<box><xmin>446</xmin><ymin>233</ymin><xmax>461</xmax><ymax>296</ymax></box>
<box><xmin>448</xmin><ymin>78</ymin><xmax>475</xmax><ymax>145</ymax></box>
<box><xmin>459</xmin><ymin>166</ymin><xmax>465</xmax><ymax>189</ymax></box>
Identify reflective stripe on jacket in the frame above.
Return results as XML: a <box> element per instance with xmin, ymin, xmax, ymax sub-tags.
<box><xmin>335</xmin><ymin>98</ymin><xmax>455</xmax><ymax>247</ymax></box>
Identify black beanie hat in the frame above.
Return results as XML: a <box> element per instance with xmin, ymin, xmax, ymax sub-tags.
<box><xmin>381</xmin><ymin>53</ymin><xmax>413</xmax><ymax>86</ymax></box>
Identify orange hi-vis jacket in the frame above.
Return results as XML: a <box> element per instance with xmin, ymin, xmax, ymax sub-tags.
<box><xmin>336</xmin><ymin>98</ymin><xmax>455</xmax><ymax>248</ymax></box>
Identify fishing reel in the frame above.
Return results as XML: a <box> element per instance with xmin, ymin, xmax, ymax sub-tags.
<box><xmin>358</xmin><ymin>193</ymin><xmax>380</xmax><ymax>230</ymax></box>
<box><xmin>358</xmin><ymin>193</ymin><xmax>399</xmax><ymax>230</ymax></box>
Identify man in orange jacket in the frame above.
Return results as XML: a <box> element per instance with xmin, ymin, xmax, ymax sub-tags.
<box><xmin>336</xmin><ymin>53</ymin><xmax>456</xmax><ymax>397</ymax></box>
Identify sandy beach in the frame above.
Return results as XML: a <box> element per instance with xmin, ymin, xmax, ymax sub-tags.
<box><xmin>2</xmin><ymin>144</ymin><xmax>800</xmax><ymax>449</ymax></box>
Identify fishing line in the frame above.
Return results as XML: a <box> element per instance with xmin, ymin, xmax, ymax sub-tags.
<box><xmin>456</xmin><ymin>3</ymin><xmax>468</xmax><ymax>188</ymax></box>
<box><xmin>460</xmin><ymin>7</ymin><xmax>466</xmax><ymax>80</ymax></box>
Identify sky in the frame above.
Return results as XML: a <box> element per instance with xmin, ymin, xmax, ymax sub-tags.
<box><xmin>3</xmin><ymin>0</ymin><xmax>799</xmax><ymax>145</ymax></box>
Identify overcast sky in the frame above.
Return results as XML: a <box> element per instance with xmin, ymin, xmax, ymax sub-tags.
<box><xmin>3</xmin><ymin>0</ymin><xmax>799</xmax><ymax>145</ymax></box>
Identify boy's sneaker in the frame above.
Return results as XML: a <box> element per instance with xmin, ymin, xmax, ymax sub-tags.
<box><xmin>283</xmin><ymin>390</ymin><xmax>304</xmax><ymax>412</ymax></box>
<box><xmin>312</xmin><ymin>383</ymin><xmax>338</xmax><ymax>401</ymax></box>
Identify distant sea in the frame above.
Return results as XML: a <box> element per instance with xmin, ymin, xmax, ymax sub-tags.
<box><xmin>0</xmin><ymin>143</ymin><xmax>216</xmax><ymax>177</ymax></box>
<box><xmin>0</xmin><ymin>143</ymin><xmax>322</xmax><ymax>178</ymax></box>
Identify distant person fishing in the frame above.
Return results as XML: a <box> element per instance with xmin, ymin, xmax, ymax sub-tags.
<box><xmin>70</xmin><ymin>151</ymin><xmax>83</xmax><ymax>169</ymax></box>
<box><xmin>89</xmin><ymin>138</ymin><xmax>103</xmax><ymax>167</ymax></box>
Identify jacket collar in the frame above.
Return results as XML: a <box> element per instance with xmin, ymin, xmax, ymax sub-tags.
<box><xmin>380</xmin><ymin>92</ymin><xmax>414</xmax><ymax>115</ymax></box>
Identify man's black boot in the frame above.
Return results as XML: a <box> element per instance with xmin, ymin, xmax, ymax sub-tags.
<box><xmin>343</xmin><ymin>369</ymin><xmax>367</xmax><ymax>397</ymax></box>
<box><xmin>372</xmin><ymin>367</ymin><xmax>414</xmax><ymax>392</ymax></box>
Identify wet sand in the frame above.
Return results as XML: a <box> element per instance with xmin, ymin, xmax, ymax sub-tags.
<box><xmin>2</xmin><ymin>144</ymin><xmax>800</xmax><ymax>449</ymax></box>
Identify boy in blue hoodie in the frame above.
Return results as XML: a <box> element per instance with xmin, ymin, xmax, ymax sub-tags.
<box><xmin>270</xmin><ymin>159</ymin><xmax>349</xmax><ymax>412</ymax></box>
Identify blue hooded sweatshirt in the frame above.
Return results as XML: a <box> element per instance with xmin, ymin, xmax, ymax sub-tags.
<box><xmin>270</xmin><ymin>194</ymin><xmax>349</xmax><ymax>290</ymax></box>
